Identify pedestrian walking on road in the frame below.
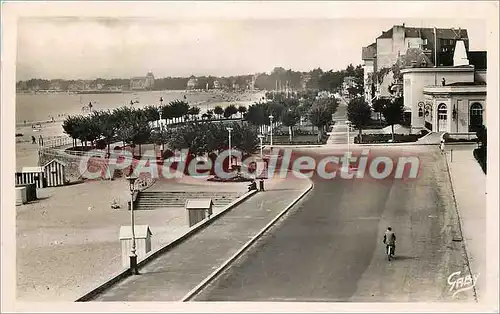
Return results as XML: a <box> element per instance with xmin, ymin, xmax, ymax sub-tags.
<box><xmin>440</xmin><ymin>139</ymin><xmax>445</xmax><ymax>154</ymax></box>
<box><xmin>31</xmin><ymin>136</ymin><xmax>36</xmax><ymax>144</ymax></box>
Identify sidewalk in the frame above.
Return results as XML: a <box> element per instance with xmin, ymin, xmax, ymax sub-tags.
<box><xmin>91</xmin><ymin>175</ymin><xmax>312</xmax><ymax>301</ymax></box>
<box><xmin>445</xmin><ymin>147</ymin><xmax>486</xmax><ymax>301</ymax></box>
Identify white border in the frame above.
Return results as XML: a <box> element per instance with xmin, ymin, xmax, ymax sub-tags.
<box><xmin>2</xmin><ymin>1</ymin><xmax>498</xmax><ymax>312</ymax></box>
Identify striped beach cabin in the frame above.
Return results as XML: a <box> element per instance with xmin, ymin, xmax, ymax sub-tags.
<box><xmin>43</xmin><ymin>159</ymin><xmax>67</xmax><ymax>187</ymax></box>
<box><xmin>16</xmin><ymin>166</ymin><xmax>46</xmax><ymax>188</ymax></box>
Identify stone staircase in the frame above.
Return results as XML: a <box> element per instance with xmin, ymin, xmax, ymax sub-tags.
<box><xmin>134</xmin><ymin>191</ymin><xmax>242</xmax><ymax>210</ymax></box>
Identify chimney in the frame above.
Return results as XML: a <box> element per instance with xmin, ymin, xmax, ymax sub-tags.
<box><xmin>453</xmin><ymin>40</ymin><xmax>469</xmax><ymax>66</ymax></box>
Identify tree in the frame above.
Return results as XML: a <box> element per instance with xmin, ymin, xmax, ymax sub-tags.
<box><xmin>214</xmin><ymin>106</ymin><xmax>224</xmax><ymax>119</ymax></box>
<box><xmin>143</xmin><ymin>105</ymin><xmax>160</xmax><ymax>127</ymax></box>
<box><xmin>381</xmin><ymin>96</ymin><xmax>405</xmax><ymax>142</ymax></box>
<box><xmin>223</xmin><ymin>104</ymin><xmax>238</xmax><ymax>118</ymax></box>
<box><xmin>187</xmin><ymin>106</ymin><xmax>201</xmax><ymax>120</ymax></box>
<box><xmin>372</xmin><ymin>97</ymin><xmax>389</xmax><ymax>124</ymax></box>
<box><xmin>281</xmin><ymin>109</ymin><xmax>299</xmax><ymax>142</ymax></box>
<box><xmin>309</xmin><ymin>104</ymin><xmax>333</xmax><ymax>143</ymax></box>
<box><xmin>91</xmin><ymin>110</ymin><xmax>117</xmax><ymax>156</ymax></box>
<box><xmin>347</xmin><ymin>97</ymin><xmax>372</xmax><ymax>143</ymax></box>
<box><xmin>62</xmin><ymin>115</ymin><xmax>83</xmax><ymax>148</ymax></box>
<box><xmin>245</xmin><ymin>103</ymin><xmax>266</xmax><ymax>126</ymax></box>
<box><xmin>230</xmin><ymin>122</ymin><xmax>259</xmax><ymax>155</ymax></box>
<box><xmin>238</xmin><ymin>105</ymin><xmax>247</xmax><ymax>118</ymax></box>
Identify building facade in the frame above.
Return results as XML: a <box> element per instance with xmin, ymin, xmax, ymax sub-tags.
<box><xmin>130</xmin><ymin>72</ymin><xmax>155</xmax><ymax>90</ymax></box>
<box><xmin>187</xmin><ymin>76</ymin><xmax>198</xmax><ymax>90</ymax></box>
<box><xmin>401</xmin><ymin>41</ymin><xmax>487</xmax><ymax>134</ymax></box>
<box><xmin>362</xmin><ymin>24</ymin><xmax>469</xmax><ymax>101</ymax></box>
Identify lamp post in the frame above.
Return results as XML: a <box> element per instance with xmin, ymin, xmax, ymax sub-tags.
<box><xmin>257</xmin><ymin>134</ymin><xmax>264</xmax><ymax>159</ymax></box>
<box><xmin>126</xmin><ymin>174</ymin><xmax>139</xmax><ymax>275</ymax></box>
<box><xmin>227</xmin><ymin>127</ymin><xmax>233</xmax><ymax>170</ymax></box>
<box><xmin>346</xmin><ymin>120</ymin><xmax>351</xmax><ymax>161</ymax></box>
<box><xmin>269</xmin><ymin>115</ymin><xmax>274</xmax><ymax>146</ymax></box>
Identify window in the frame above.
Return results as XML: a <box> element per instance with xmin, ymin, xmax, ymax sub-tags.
<box><xmin>418</xmin><ymin>108</ymin><xmax>423</xmax><ymax>117</ymax></box>
<box><xmin>438</xmin><ymin>103</ymin><xmax>447</xmax><ymax>120</ymax></box>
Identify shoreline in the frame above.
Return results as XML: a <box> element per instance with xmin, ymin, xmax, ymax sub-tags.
<box><xmin>16</xmin><ymin>90</ymin><xmax>266</xmax><ymax>125</ymax></box>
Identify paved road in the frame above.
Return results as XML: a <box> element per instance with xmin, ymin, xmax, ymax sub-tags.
<box><xmin>193</xmin><ymin>149</ymin><xmax>474</xmax><ymax>301</ymax></box>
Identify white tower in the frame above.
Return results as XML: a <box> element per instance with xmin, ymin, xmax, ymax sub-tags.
<box><xmin>453</xmin><ymin>40</ymin><xmax>469</xmax><ymax>66</ymax></box>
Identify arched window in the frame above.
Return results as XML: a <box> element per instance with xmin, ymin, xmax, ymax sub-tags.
<box><xmin>438</xmin><ymin>103</ymin><xmax>448</xmax><ymax>132</ymax></box>
<box><xmin>469</xmin><ymin>103</ymin><xmax>484</xmax><ymax>132</ymax></box>
<box><xmin>438</xmin><ymin>103</ymin><xmax>447</xmax><ymax>120</ymax></box>
<box><xmin>418</xmin><ymin>108</ymin><xmax>423</xmax><ymax>117</ymax></box>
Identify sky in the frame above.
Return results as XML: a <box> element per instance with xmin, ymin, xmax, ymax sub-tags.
<box><xmin>16</xmin><ymin>17</ymin><xmax>487</xmax><ymax>81</ymax></box>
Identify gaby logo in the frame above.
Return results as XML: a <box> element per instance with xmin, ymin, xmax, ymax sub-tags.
<box><xmin>447</xmin><ymin>270</ymin><xmax>479</xmax><ymax>298</ymax></box>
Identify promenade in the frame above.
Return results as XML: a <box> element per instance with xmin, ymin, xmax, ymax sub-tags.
<box><xmin>91</xmin><ymin>174</ymin><xmax>311</xmax><ymax>301</ymax></box>
<box><xmin>445</xmin><ymin>145</ymin><xmax>486</xmax><ymax>301</ymax></box>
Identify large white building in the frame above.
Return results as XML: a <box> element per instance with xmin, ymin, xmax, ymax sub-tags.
<box><xmin>402</xmin><ymin>42</ymin><xmax>486</xmax><ymax>133</ymax></box>
<box><xmin>362</xmin><ymin>24</ymin><xmax>469</xmax><ymax>103</ymax></box>
<box><xmin>362</xmin><ymin>24</ymin><xmax>486</xmax><ymax>134</ymax></box>
<box><xmin>130</xmin><ymin>72</ymin><xmax>155</xmax><ymax>90</ymax></box>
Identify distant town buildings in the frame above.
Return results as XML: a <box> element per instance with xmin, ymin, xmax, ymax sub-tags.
<box><xmin>186</xmin><ymin>76</ymin><xmax>198</xmax><ymax>90</ymax></box>
<box><xmin>362</xmin><ymin>24</ymin><xmax>487</xmax><ymax>134</ymax></box>
<box><xmin>130</xmin><ymin>71</ymin><xmax>155</xmax><ymax>90</ymax></box>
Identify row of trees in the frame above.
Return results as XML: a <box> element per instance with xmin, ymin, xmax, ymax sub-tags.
<box><xmin>347</xmin><ymin>96</ymin><xmax>405</xmax><ymax>142</ymax></box>
<box><xmin>245</xmin><ymin>91</ymin><xmax>338</xmax><ymax>142</ymax></box>
<box><xmin>62</xmin><ymin>104</ymin><xmax>259</xmax><ymax>159</ymax></box>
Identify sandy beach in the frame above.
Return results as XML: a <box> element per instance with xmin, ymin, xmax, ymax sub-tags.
<box><xmin>14</xmin><ymin>89</ymin><xmax>269</xmax><ymax>301</ymax></box>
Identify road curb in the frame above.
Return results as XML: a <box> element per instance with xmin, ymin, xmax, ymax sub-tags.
<box><xmin>75</xmin><ymin>189</ymin><xmax>258</xmax><ymax>302</ymax></box>
<box><xmin>181</xmin><ymin>180</ymin><xmax>314</xmax><ymax>301</ymax></box>
<box><xmin>444</xmin><ymin>151</ymin><xmax>478</xmax><ymax>302</ymax></box>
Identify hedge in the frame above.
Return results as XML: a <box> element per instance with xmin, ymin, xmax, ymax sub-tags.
<box><xmin>354</xmin><ymin>133</ymin><xmax>419</xmax><ymax>144</ymax></box>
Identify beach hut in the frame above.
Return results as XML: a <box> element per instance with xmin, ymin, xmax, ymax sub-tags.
<box><xmin>43</xmin><ymin>159</ymin><xmax>67</xmax><ymax>187</ymax></box>
<box><xmin>16</xmin><ymin>166</ymin><xmax>46</xmax><ymax>188</ymax></box>
<box><xmin>119</xmin><ymin>225</ymin><xmax>152</xmax><ymax>268</ymax></box>
<box><xmin>185</xmin><ymin>199</ymin><xmax>213</xmax><ymax>227</ymax></box>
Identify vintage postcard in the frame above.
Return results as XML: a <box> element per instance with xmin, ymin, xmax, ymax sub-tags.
<box><xmin>1</xmin><ymin>1</ymin><xmax>498</xmax><ymax>313</ymax></box>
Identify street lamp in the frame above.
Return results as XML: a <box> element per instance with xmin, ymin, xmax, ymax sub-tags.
<box><xmin>257</xmin><ymin>134</ymin><xmax>264</xmax><ymax>159</ymax></box>
<box><xmin>346</xmin><ymin>120</ymin><xmax>352</xmax><ymax>163</ymax></box>
<box><xmin>227</xmin><ymin>127</ymin><xmax>233</xmax><ymax>170</ymax></box>
<box><xmin>126</xmin><ymin>174</ymin><xmax>139</xmax><ymax>275</ymax></box>
<box><xmin>269</xmin><ymin>115</ymin><xmax>274</xmax><ymax>146</ymax></box>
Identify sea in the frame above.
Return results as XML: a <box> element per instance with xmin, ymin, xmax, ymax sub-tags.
<box><xmin>15</xmin><ymin>90</ymin><xmax>265</xmax><ymax>126</ymax></box>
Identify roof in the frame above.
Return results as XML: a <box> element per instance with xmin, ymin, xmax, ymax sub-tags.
<box><xmin>44</xmin><ymin>159</ymin><xmax>67</xmax><ymax>167</ymax></box>
<box><xmin>399</xmin><ymin>48</ymin><xmax>434</xmax><ymax>68</ymax></box>
<box><xmin>119</xmin><ymin>225</ymin><xmax>152</xmax><ymax>239</ymax></box>
<box><xmin>362</xmin><ymin>43</ymin><xmax>377</xmax><ymax>60</ymax></box>
<box><xmin>22</xmin><ymin>166</ymin><xmax>43</xmax><ymax>173</ymax></box>
<box><xmin>446</xmin><ymin>81</ymin><xmax>486</xmax><ymax>86</ymax></box>
<box><xmin>377</xmin><ymin>25</ymin><xmax>468</xmax><ymax>40</ymax></box>
<box><xmin>468</xmin><ymin>51</ymin><xmax>487</xmax><ymax>70</ymax></box>
<box><xmin>185</xmin><ymin>198</ymin><xmax>213</xmax><ymax>209</ymax></box>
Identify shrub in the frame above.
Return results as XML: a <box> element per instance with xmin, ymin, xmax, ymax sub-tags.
<box><xmin>354</xmin><ymin>133</ymin><xmax>419</xmax><ymax>144</ymax></box>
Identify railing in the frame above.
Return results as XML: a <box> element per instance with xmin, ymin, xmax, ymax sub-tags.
<box><xmin>39</xmin><ymin>136</ymin><xmax>73</xmax><ymax>149</ymax></box>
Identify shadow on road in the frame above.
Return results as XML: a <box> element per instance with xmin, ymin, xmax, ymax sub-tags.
<box><xmin>393</xmin><ymin>255</ymin><xmax>418</xmax><ymax>261</ymax></box>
